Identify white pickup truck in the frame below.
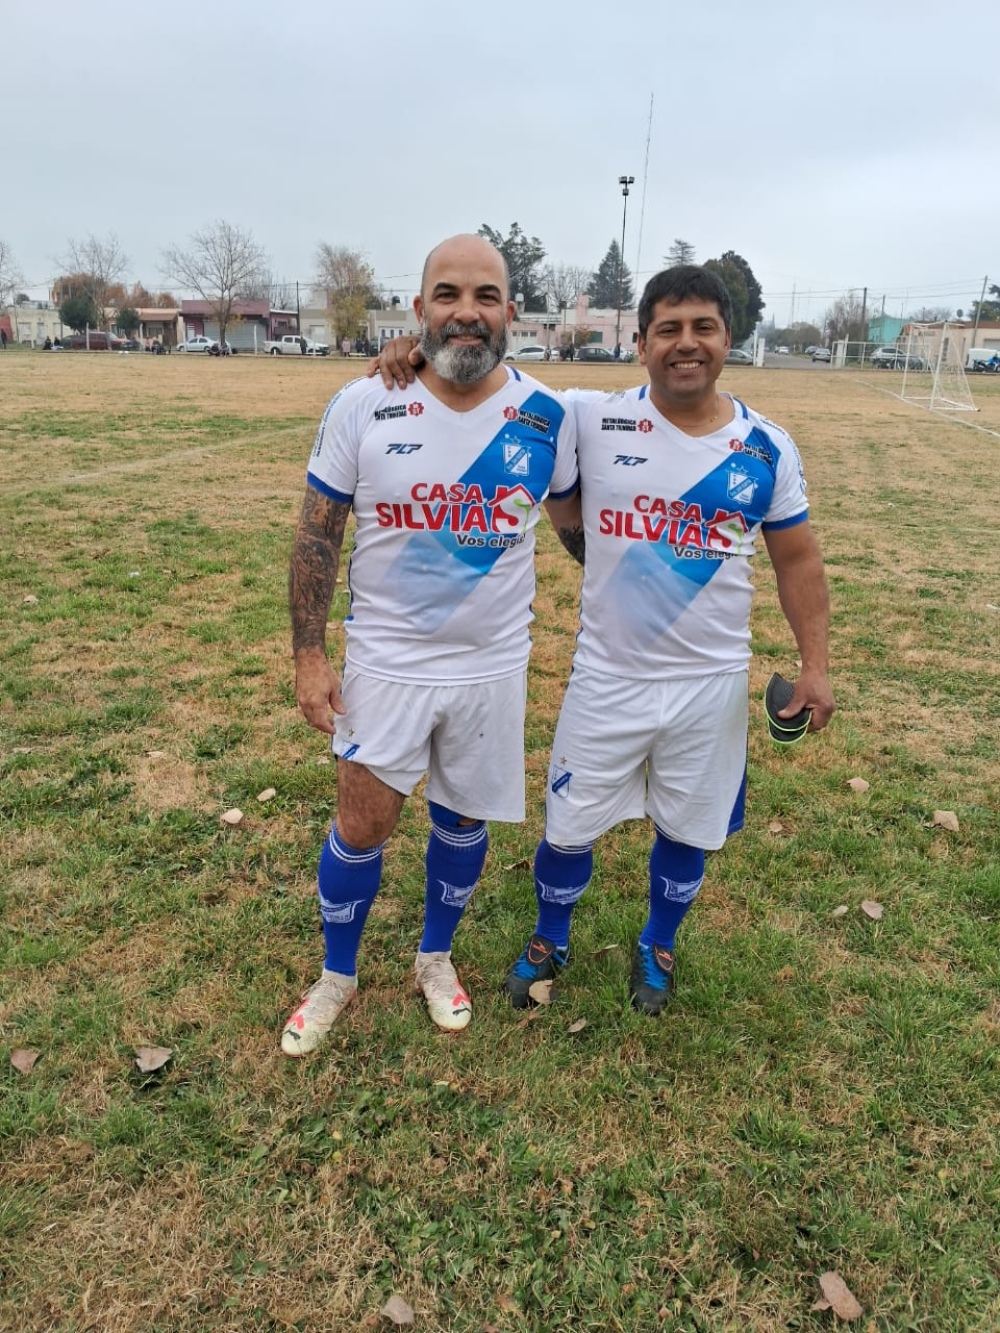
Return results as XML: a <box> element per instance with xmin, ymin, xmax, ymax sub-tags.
<box><xmin>262</xmin><ymin>334</ymin><xmax>329</xmax><ymax>356</ymax></box>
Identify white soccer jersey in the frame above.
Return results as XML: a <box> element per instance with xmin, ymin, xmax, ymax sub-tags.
<box><xmin>307</xmin><ymin>368</ymin><xmax>578</xmax><ymax>684</ymax></box>
<box><xmin>567</xmin><ymin>388</ymin><xmax>809</xmax><ymax>679</ymax></box>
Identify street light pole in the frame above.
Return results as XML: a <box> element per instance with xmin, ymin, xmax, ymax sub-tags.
<box><xmin>615</xmin><ymin>174</ymin><xmax>635</xmax><ymax>358</ymax></box>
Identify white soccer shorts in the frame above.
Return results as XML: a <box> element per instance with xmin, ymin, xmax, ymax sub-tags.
<box><xmin>543</xmin><ymin>666</ymin><xmax>749</xmax><ymax>851</ymax></box>
<box><xmin>331</xmin><ymin>667</ymin><xmax>528</xmax><ymax>821</ymax></box>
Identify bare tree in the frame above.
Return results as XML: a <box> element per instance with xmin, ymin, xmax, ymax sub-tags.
<box><xmin>315</xmin><ymin>243</ymin><xmax>379</xmax><ymax>343</ymax></box>
<box><xmin>59</xmin><ymin>232</ymin><xmax>129</xmax><ymax>328</ymax></box>
<box><xmin>0</xmin><ymin>239</ymin><xmax>24</xmax><ymax>307</ymax></box>
<box><xmin>239</xmin><ymin>267</ymin><xmax>296</xmax><ymax>310</ymax></box>
<box><xmin>542</xmin><ymin>263</ymin><xmax>589</xmax><ymax>312</ymax></box>
<box><xmin>823</xmin><ymin>289</ymin><xmax>867</xmax><ymax>343</ymax></box>
<box><xmin>162</xmin><ymin>221</ymin><xmax>268</xmax><ymax>348</ymax></box>
<box><xmin>907</xmin><ymin>305</ymin><xmax>953</xmax><ymax>323</ymax></box>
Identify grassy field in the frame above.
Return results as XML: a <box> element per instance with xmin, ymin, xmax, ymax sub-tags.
<box><xmin>2</xmin><ymin>350</ymin><xmax>998</xmax><ymax>1332</ymax></box>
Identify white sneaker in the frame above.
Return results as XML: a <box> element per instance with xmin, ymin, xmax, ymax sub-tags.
<box><xmin>281</xmin><ymin>969</ymin><xmax>357</xmax><ymax>1057</ymax></box>
<box><xmin>414</xmin><ymin>951</ymin><xmax>472</xmax><ymax>1031</ymax></box>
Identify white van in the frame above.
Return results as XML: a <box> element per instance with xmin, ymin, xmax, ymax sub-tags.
<box><xmin>965</xmin><ymin>347</ymin><xmax>1000</xmax><ymax>371</ymax></box>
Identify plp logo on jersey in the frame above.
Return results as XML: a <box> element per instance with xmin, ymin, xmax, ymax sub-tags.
<box><xmin>407</xmin><ymin>402</ymin><xmax>424</xmax><ymax>416</ymax></box>
<box><xmin>503</xmin><ymin>405</ymin><xmax>519</xmax><ymax>421</ymax></box>
<box><xmin>637</xmin><ymin>419</ymin><xmax>653</xmax><ymax>433</ymax></box>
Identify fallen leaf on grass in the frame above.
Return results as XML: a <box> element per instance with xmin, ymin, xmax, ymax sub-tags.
<box><xmin>930</xmin><ymin>810</ymin><xmax>959</xmax><ymax>832</ymax></box>
<box><xmin>256</xmin><ymin>787</ymin><xmax>277</xmax><ymax>803</ymax></box>
<box><xmin>774</xmin><ymin>966</ymin><xmax>795</xmax><ymax>982</ymax></box>
<box><xmin>811</xmin><ymin>1270</ymin><xmax>863</xmax><ymax>1320</ymax></box>
<box><xmin>380</xmin><ymin>1293</ymin><xmax>414</xmax><ymax>1325</ymax></box>
<box><xmin>568</xmin><ymin>1018</ymin><xmax>587</xmax><ymax>1034</ymax></box>
<box><xmin>502</xmin><ymin>857</ymin><xmax>530</xmax><ymax>872</ymax></box>
<box><xmin>220</xmin><ymin>808</ymin><xmax>244</xmax><ymax>826</ymax></box>
<box><xmin>847</xmin><ymin>777</ymin><xmax>870</xmax><ymax>793</ymax></box>
<box><xmin>831</xmin><ymin>905</ymin><xmax>849</xmax><ymax>919</ymax></box>
<box><xmin>527</xmin><ymin>979</ymin><xmax>554</xmax><ymax>1005</ymax></box>
<box><xmin>22</xmin><ymin>595</ymin><xmax>38</xmax><ymax>605</ymax></box>
<box><xmin>316</xmin><ymin>755</ymin><xmax>331</xmax><ymax>765</ymax></box>
<box><xmin>767</xmin><ymin>819</ymin><xmax>787</xmax><ymax>835</ymax></box>
<box><xmin>497</xmin><ymin>1295</ymin><xmax>520</xmax><ymax>1313</ymax></box>
<box><xmin>134</xmin><ymin>1046</ymin><xmax>172</xmax><ymax>1073</ymax></box>
<box><xmin>145</xmin><ymin>749</ymin><xmax>166</xmax><ymax>760</ymax></box>
<box><xmin>514</xmin><ymin>1010</ymin><xmax>540</xmax><ymax>1032</ymax></box>
<box><xmin>861</xmin><ymin>901</ymin><xmax>883</xmax><ymax>920</ymax></box>
<box><xmin>590</xmin><ymin>944</ymin><xmax>620</xmax><ymax>959</ymax></box>
<box><xmin>11</xmin><ymin>1049</ymin><xmax>40</xmax><ymax>1075</ymax></box>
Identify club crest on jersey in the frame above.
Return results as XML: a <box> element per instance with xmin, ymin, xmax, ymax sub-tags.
<box><xmin>550</xmin><ymin>766</ymin><xmax>572</xmax><ymax>797</ymax></box>
<box><xmin>727</xmin><ymin>465</ymin><xmax>758</xmax><ymax>506</ymax></box>
<box><xmin>503</xmin><ymin>441</ymin><xmax>531</xmax><ymax>476</ymax></box>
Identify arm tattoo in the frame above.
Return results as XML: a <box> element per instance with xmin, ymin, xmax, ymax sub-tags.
<box><xmin>555</xmin><ymin>523</ymin><xmax>586</xmax><ymax>567</ymax></box>
<box><xmin>289</xmin><ymin>488</ymin><xmax>353</xmax><ymax>653</ymax></box>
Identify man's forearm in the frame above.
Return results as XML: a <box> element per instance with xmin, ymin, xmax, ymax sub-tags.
<box><xmin>774</xmin><ymin>554</ymin><xmax>830</xmax><ymax>672</ymax></box>
<box><xmin>289</xmin><ymin>490</ymin><xmax>351</xmax><ymax>654</ymax></box>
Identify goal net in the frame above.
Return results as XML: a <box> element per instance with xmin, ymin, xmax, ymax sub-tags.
<box><xmin>900</xmin><ymin>323</ymin><xmax>977</xmax><ymax>413</ymax></box>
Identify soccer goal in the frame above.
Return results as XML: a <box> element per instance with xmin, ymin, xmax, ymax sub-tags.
<box><xmin>899</xmin><ymin>323</ymin><xmax>977</xmax><ymax>413</ymax></box>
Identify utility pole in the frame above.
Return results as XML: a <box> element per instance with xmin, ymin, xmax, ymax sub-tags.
<box><xmin>859</xmin><ymin>286</ymin><xmax>868</xmax><ymax>362</ymax></box>
<box><xmin>615</xmin><ymin>174</ymin><xmax>635</xmax><ymax>358</ymax></box>
<box><xmin>971</xmin><ymin>274</ymin><xmax>988</xmax><ymax>348</ymax></box>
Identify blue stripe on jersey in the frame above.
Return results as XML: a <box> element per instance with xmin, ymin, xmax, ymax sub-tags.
<box><xmin>306</xmin><ymin>473</ymin><xmax>353</xmax><ymax>505</ymax></box>
<box><xmin>762</xmin><ymin>510</ymin><xmax>807</xmax><ymax>532</ymax></box>
<box><xmin>385</xmin><ymin>389</ymin><xmax>566</xmax><ymax>631</ymax></box>
<box><xmin>603</xmin><ymin>424</ymin><xmax>782</xmax><ymax>637</ymax></box>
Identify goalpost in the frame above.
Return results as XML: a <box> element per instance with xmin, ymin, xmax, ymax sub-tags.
<box><xmin>900</xmin><ymin>323</ymin><xmax>977</xmax><ymax>413</ymax></box>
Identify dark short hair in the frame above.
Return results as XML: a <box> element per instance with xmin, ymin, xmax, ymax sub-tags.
<box><xmin>638</xmin><ymin>264</ymin><xmax>732</xmax><ymax>336</ymax></box>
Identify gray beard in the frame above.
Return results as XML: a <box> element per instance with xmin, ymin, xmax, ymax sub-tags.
<box><xmin>420</xmin><ymin>321</ymin><xmax>507</xmax><ymax>384</ymax></box>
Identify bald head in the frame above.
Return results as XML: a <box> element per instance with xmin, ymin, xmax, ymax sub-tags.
<box><xmin>420</xmin><ymin>234</ymin><xmax>510</xmax><ymax>303</ymax></box>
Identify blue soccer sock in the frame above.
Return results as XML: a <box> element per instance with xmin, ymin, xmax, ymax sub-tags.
<box><xmin>533</xmin><ymin>838</ymin><xmax>594</xmax><ymax>950</ymax></box>
<box><xmin>639</xmin><ymin>828</ymin><xmax>705</xmax><ymax>952</ymax></box>
<box><xmin>317</xmin><ymin>826</ymin><xmax>384</xmax><ymax>975</ymax></box>
<box><xmin>419</xmin><ymin>803</ymin><xmax>489</xmax><ymax>954</ymax></box>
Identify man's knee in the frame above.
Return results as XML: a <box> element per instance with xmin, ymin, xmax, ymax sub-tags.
<box><xmin>336</xmin><ymin>761</ymin><xmax>404</xmax><ymax>846</ymax></box>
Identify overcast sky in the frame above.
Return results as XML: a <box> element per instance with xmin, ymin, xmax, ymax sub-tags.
<box><xmin>5</xmin><ymin>1</ymin><xmax>992</xmax><ymax>328</ymax></box>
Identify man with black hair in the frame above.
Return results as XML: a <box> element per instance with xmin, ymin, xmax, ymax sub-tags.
<box><xmin>504</xmin><ymin>264</ymin><xmax>834</xmax><ymax>1013</ymax></box>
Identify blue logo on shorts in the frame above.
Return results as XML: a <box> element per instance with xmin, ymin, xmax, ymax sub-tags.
<box><xmin>550</xmin><ymin>767</ymin><xmax>572</xmax><ymax>797</ymax></box>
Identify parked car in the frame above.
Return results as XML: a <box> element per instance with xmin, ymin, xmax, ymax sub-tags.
<box><xmin>870</xmin><ymin>346</ymin><xmax>926</xmax><ymax>370</ymax></box>
<box><xmin>811</xmin><ymin>347</ymin><xmax>832</xmax><ymax>362</ymax></box>
<box><xmin>509</xmin><ymin>345</ymin><xmax>548</xmax><ymax>361</ymax></box>
<box><xmin>966</xmin><ymin>348</ymin><xmax>1000</xmax><ymax>372</ymax></box>
<box><xmin>61</xmin><ymin>330</ymin><xmax>128</xmax><ymax>351</ymax></box>
<box><xmin>724</xmin><ymin>348</ymin><xmax>754</xmax><ymax>366</ymax></box>
<box><xmin>575</xmin><ymin>346</ymin><xmax>615</xmax><ymax>363</ymax></box>
<box><xmin>776</xmin><ymin>345</ymin><xmax>790</xmax><ymax>355</ymax></box>
<box><xmin>177</xmin><ymin>335</ymin><xmax>235</xmax><ymax>355</ymax></box>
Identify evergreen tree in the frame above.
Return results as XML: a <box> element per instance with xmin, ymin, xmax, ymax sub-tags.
<box><xmin>587</xmin><ymin>240</ymin><xmax>634</xmax><ymax>310</ymax></box>
<box><xmin>703</xmin><ymin>251</ymin><xmax>764</xmax><ymax>343</ymax></box>
<box><xmin>477</xmin><ymin>223</ymin><xmax>547</xmax><ymax>312</ymax></box>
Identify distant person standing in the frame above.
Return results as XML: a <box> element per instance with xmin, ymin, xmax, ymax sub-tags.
<box><xmin>341</xmin><ymin>337</ymin><xmax>351</xmax><ymax>357</ymax></box>
<box><xmin>0</xmin><ymin>328</ymin><xmax>7</xmax><ymax>350</ymax></box>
